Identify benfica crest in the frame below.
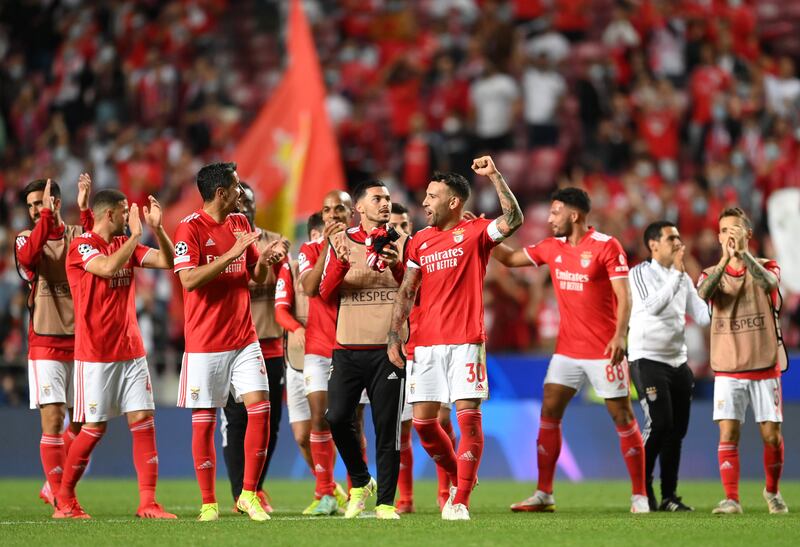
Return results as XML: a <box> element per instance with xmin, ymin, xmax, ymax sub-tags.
<box><xmin>580</xmin><ymin>251</ymin><xmax>593</xmax><ymax>268</ymax></box>
<box><xmin>453</xmin><ymin>228</ymin><xmax>465</xmax><ymax>243</ymax></box>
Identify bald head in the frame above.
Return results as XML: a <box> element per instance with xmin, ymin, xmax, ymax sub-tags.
<box><xmin>322</xmin><ymin>190</ymin><xmax>354</xmax><ymax>225</ymax></box>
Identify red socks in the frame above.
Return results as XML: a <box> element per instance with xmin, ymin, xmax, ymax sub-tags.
<box><xmin>413</xmin><ymin>417</ymin><xmax>458</xmax><ymax>486</ymax></box>
<box><xmin>310</xmin><ymin>431</ymin><xmax>334</xmax><ymax>496</ymax></box>
<box><xmin>40</xmin><ymin>434</ymin><xmax>65</xmax><ymax>494</ymax></box>
<box><xmin>718</xmin><ymin>442</ymin><xmax>740</xmax><ymax>501</ymax></box>
<box><xmin>536</xmin><ymin>416</ymin><xmax>562</xmax><ymax>494</ymax></box>
<box><xmin>191</xmin><ymin>409</ymin><xmax>217</xmax><ymax>504</ymax></box>
<box><xmin>616</xmin><ymin>421</ymin><xmax>646</xmax><ymax>496</ymax></box>
<box><xmin>130</xmin><ymin>417</ymin><xmax>158</xmax><ymax>507</ymax></box>
<box><xmin>453</xmin><ymin>409</ymin><xmax>483</xmax><ymax>507</ymax></box>
<box><xmin>58</xmin><ymin>426</ymin><xmax>104</xmax><ymax>504</ymax></box>
<box><xmin>764</xmin><ymin>440</ymin><xmax>784</xmax><ymax>494</ymax></box>
<box><xmin>243</xmin><ymin>402</ymin><xmax>271</xmax><ymax>492</ymax></box>
<box><xmin>436</xmin><ymin>419</ymin><xmax>457</xmax><ymax>498</ymax></box>
<box><xmin>398</xmin><ymin>428</ymin><xmax>413</xmax><ymax>503</ymax></box>
<box><xmin>63</xmin><ymin>428</ymin><xmax>77</xmax><ymax>457</ymax></box>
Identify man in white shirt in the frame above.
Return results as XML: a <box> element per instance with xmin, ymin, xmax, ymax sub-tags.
<box><xmin>522</xmin><ymin>52</ymin><xmax>566</xmax><ymax>148</ymax></box>
<box><xmin>469</xmin><ymin>62</ymin><xmax>521</xmax><ymax>153</ymax></box>
<box><xmin>628</xmin><ymin>221</ymin><xmax>710</xmax><ymax>512</ymax></box>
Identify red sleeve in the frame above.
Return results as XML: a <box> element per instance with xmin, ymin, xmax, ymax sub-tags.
<box><xmin>14</xmin><ymin>208</ymin><xmax>55</xmax><ymax>277</ymax></box>
<box><xmin>133</xmin><ymin>242</ymin><xmax>154</xmax><ymax>267</ymax></box>
<box><xmin>298</xmin><ymin>242</ymin><xmax>319</xmax><ymax>275</ymax></box>
<box><xmin>276</xmin><ymin>306</ymin><xmax>303</xmax><ymax>332</ymax></box>
<box><xmin>604</xmin><ymin>238</ymin><xmax>629</xmax><ymax>280</ymax></box>
<box><xmin>318</xmin><ymin>245</ymin><xmax>349</xmax><ymax>302</ymax></box>
<box><xmin>391</xmin><ymin>256</ymin><xmax>406</xmax><ymax>285</ymax></box>
<box><xmin>80</xmin><ymin>209</ymin><xmax>94</xmax><ymax>232</ymax></box>
<box><xmin>274</xmin><ymin>262</ymin><xmax>303</xmax><ymax>331</ymax></box>
<box><xmin>523</xmin><ymin>239</ymin><xmax>550</xmax><ymax>267</ymax></box>
<box><xmin>173</xmin><ymin>221</ymin><xmax>200</xmax><ymax>273</ymax></box>
<box><xmin>71</xmin><ymin>236</ymin><xmax>101</xmax><ymax>271</ymax></box>
<box><xmin>275</xmin><ymin>262</ymin><xmax>295</xmax><ymax>308</ymax></box>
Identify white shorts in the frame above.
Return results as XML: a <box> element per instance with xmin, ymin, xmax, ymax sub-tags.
<box><xmin>73</xmin><ymin>357</ymin><xmax>155</xmax><ymax>422</ymax></box>
<box><xmin>303</xmin><ymin>354</ymin><xmax>331</xmax><ymax>395</ymax></box>
<box><xmin>713</xmin><ymin>376</ymin><xmax>783</xmax><ymax>424</ymax></box>
<box><xmin>544</xmin><ymin>354</ymin><xmax>630</xmax><ymax>399</ymax></box>
<box><xmin>178</xmin><ymin>342</ymin><xmax>268</xmax><ymax>408</ymax></box>
<box><xmin>407</xmin><ymin>343</ymin><xmax>489</xmax><ymax>404</ymax></box>
<box><xmin>286</xmin><ymin>365</ymin><xmax>311</xmax><ymax>423</ymax></box>
<box><xmin>28</xmin><ymin>360</ymin><xmax>73</xmax><ymax>409</ymax></box>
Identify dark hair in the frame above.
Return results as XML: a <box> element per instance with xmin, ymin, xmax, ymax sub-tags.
<box><xmin>643</xmin><ymin>220</ymin><xmax>677</xmax><ymax>249</ymax></box>
<box><xmin>432</xmin><ymin>171</ymin><xmax>470</xmax><ymax>200</ymax></box>
<box><xmin>719</xmin><ymin>207</ymin><xmax>752</xmax><ymax>230</ymax></box>
<box><xmin>92</xmin><ymin>189</ymin><xmax>127</xmax><ymax>214</ymax></box>
<box><xmin>307</xmin><ymin>212</ymin><xmax>324</xmax><ymax>239</ymax></box>
<box><xmin>353</xmin><ymin>179</ymin><xmax>387</xmax><ymax>202</ymax></box>
<box><xmin>23</xmin><ymin>179</ymin><xmax>61</xmax><ymax>201</ymax></box>
<box><xmin>391</xmin><ymin>202</ymin><xmax>408</xmax><ymax>215</ymax></box>
<box><xmin>197</xmin><ymin>162</ymin><xmax>238</xmax><ymax>202</ymax></box>
<box><xmin>551</xmin><ymin>187</ymin><xmax>591</xmax><ymax>214</ymax></box>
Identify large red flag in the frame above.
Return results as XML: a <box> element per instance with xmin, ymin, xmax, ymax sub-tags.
<box><xmin>233</xmin><ymin>0</ymin><xmax>344</xmax><ymax>236</ymax></box>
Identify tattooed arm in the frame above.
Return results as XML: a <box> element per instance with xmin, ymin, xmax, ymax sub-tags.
<box><xmin>387</xmin><ymin>266</ymin><xmax>422</xmax><ymax>368</ymax></box>
<box><xmin>741</xmin><ymin>252</ymin><xmax>779</xmax><ymax>292</ymax></box>
<box><xmin>697</xmin><ymin>241</ymin><xmax>733</xmax><ymax>300</ymax></box>
<box><xmin>471</xmin><ymin>156</ymin><xmax>524</xmax><ymax>237</ymax></box>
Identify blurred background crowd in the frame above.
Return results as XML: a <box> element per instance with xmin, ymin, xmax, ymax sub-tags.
<box><xmin>0</xmin><ymin>0</ymin><xmax>799</xmax><ymax>406</ymax></box>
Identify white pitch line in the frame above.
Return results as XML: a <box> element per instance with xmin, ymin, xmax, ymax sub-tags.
<box><xmin>0</xmin><ymin>514</ymin><xmax>380</xmax><ymax>525</ymax></box>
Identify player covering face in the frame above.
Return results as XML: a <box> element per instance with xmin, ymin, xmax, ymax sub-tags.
<box><xmin>387</xmin><ymin>156</ymin><xmax>524</xmax><ymax>521</ymax></box>
<box><xmin>696</xmin><ymin>208</ymin><xmax>787</xmax><ymax>515</ymax></box>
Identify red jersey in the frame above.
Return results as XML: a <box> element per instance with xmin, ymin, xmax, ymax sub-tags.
<box><xmin>406</xmin><ymin>218</ymin><xmax>504</xmax><ymax>347</ymax></box>
<box><xmin>173</xmin><ymin>210</ymin><xmax>259</xmax><ymax>353</ymax></box>
<box><xmin>297</xmin><ymin>239</ymin><xmax>335</xmax><ymax>358</ymax></box>
<box><xmin>16</xmin><ymin>208</ymin><xmax>93</xmax><ymax>360</ymax></box>
<box><xmin>697</xmin><ymin>260</ymin><xmax>781</xmax><ymax>380</ymax></box>
<box><xmin>66</xmin><ymin>232</ymin><xmax>153</xmax><ymax>362</ymax></box>
<box><xmin>524</xmin><ymin>229</ymin><xmax>629</xmax><ymax>359</ymax></box>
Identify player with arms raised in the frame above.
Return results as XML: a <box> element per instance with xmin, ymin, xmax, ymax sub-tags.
<box><xmin>387</xmin><ymin>156</ymin><xmax>524</xmax><ymax>520</ymax></box>
<box><xmin>58</xmin><ymin>189</ymin><xmax>176</xmax><ymax>519</ymax></box>
<box><xmin>16</xmin><ymin>176</ymin><xmax>93</xmax><ymax>507</ymax></box>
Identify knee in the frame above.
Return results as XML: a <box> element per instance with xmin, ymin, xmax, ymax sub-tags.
<box><xmin>611</xmin><ymin>409</ymin><xmax>635</xmax><ymax>427</ymax></box>
<box><xmin>718</xmin><ymin>426</ymin><xmax>740</xmax><ymax>444</ymax></box>
<box><xmin>324</xmin><ymin>408</ymin><xmax>352</xmax><ymax>429</ymax></box>
<box><xmin>40</xmin><ymin>404</ymin><xmax>68</xmax><ymax>435</ymax></box>
<box><xmin>761</xmin><ymin>426</ymin><xmax>782</xmax><ymax>447</ymax></box>
<box><xmin>295</xmin><ymin>432</ymin><xmax>310</xmax><ymax>451</ymax></box>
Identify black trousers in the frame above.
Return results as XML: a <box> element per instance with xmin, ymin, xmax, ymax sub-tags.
<box><xmin>326</xmin><ymin>348</ymin><xmax>405</xmax><ymax>507</ymax></box>
<box><xmin>630</xmin><ymin>359</ymin><xmax>693</xmax><ymax>500</ymax></box>
<box><xmin>222</xmin><ymin>355</ymin><xmax>285</xmax><ymax>500</ymax></box>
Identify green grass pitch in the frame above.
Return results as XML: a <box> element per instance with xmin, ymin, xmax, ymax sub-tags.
<box><xmin>1</xmin><ymin>479</ymin><xmax>799</xmax><ymax>546</ymax></box>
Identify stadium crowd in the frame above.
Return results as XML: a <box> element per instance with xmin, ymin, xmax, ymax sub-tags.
<box><xmin>1</xmin><ymin>0</ymin><xmax>799</xmax><ymax>406</ymax></box>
